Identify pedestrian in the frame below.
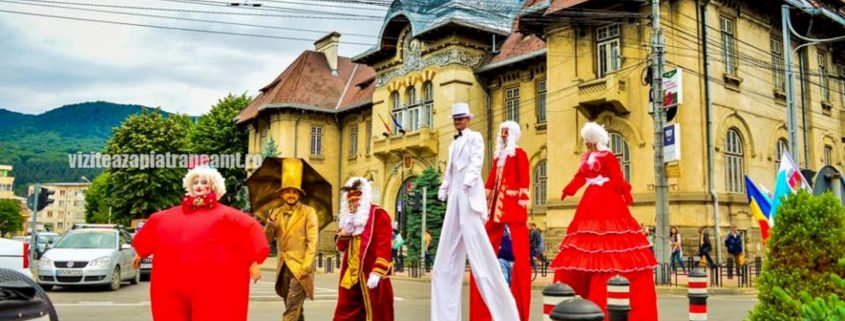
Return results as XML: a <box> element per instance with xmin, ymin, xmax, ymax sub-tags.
<box><xmin>391</xmin><ymin>226</ymin><xmax>404</xmax><ymax>268</ymax></box>
<box><xmin>424</xmin><ymin>229</ymin><xmax>433</xmax><ymax>267</ymax></box>
<box><xmin>529</xmin><ymin>223</ymin><xmax>544</xmax><ymax>269</ymax></box>
<box><xmin>432</xmin><ymin>102</ymin><xmax>520</xmax><ymax>321</ymax></box>
<box><xmin>264</xmin><ymin>158</ymin><xmax>319</xmax><ymax>321</ymax></box>
<box><xmin>725</xmin><ymin>224</ymin><xmax>744</xmax><ymax>277</ymax></box>
<box><xmin>132</xmin><ymin>164</ymin><xmax>269</xmax><ymax>321</ymax></box>
<box><xmin>669</xmin><ymin>226</ymin><xmax>686</xmax><ymax>274</ymax></box>
<box><xmin>333</xmin><ymin>177</ymin><xmax>394</xmax><ymax>321</ymax></box>
<box><xmin>497</xmin><ymin>225</ymin><xmax>515</xmax><ymax>287</ymax></box>
<box><xmin>469</xmin><ymin>120</ymin><xmax>532</xmax><ymax>321</ymax></box>
<box><xmin>698</xmin><ymin>226</ymin><xmax>716</xmax><ymax>268</ymax></box>
<box><xmin>550</xmin><ymin>122</ymin><xmax>658</xmax><ymax>321</ymax></box>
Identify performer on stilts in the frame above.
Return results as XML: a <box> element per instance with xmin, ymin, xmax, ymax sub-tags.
<box><xmin>431</xmin><ymin>103</ymin><xmax>519</xmax><ymax>321</ymax></box>
<box><xmin>469</xmin><ymin>120</ymin><xmax>532</xmax><ymax>321</ymax></box>
<box><xmin>333</xmin><ymin>177</ymin><xmax>394</xmax><ymax>321</ymax></box>
<box><xmin>551</xmin><ymin>122</ymin><xmax>658</xmax><ymax>321</ymax></box>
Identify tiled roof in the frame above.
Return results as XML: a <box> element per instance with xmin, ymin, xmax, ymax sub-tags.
<box><xmin>485</xmin><ymin>21</ymin><xmax>546</xmax><ymax>66</ymax></box>
<box><xmin>236</xmin><ymin>51</ymin><xmax>375</xmax><ymax>124</ymax></box>
<box><xmin>546</xmin><ymin>0</ymin><xmax>591</xmax><ymax>15</ymax></box>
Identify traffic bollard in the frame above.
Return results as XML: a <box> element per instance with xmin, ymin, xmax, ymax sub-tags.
<box><xmin>607</xmin><ymin>275</ymin><xmax>631</xmax><ymax>321</ymax></box>
<box><xmin>688</xmin><ymin>268</ymin><xmax>709</xmax><ymax>321</ymax></box>
<box><xmin>542</xmin><ymin>283</ymin><xmax>576</xmax><ymax>321</ymax></box>
<box><xmin>549</xmin><ymin>297</ymin><xmax>605</xmax><ymax>321</ymax></box>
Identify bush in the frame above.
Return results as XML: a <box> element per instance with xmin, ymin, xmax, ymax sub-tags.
<box><xmin>749</xmin><ymin>191</ymin><xmax>845</xmax><ymax>321</ymax></box>
<box><xmin>404</xmin><ymin>167</ymin><xmax>446</xmax><ymax>261</ymax></box>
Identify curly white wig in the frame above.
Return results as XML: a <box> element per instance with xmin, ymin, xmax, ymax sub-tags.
<box><xmin>338</xmin><ymin>177</ymin><xmax>372</xmax><ymax>236</ymax></box>
<box><xmin>581</xmin><ymin>122</ymin><xmax>610</xmax><ymax>151</ymax></box>
<box><xmin>495</xmin><ymin>121</ymin><xmax>521</xmax><ymax>167</ymax></box>
<box><xmin>182</xmin><ymin>166</ymin><xmax>226</xmax><ymax>200</ymax></box>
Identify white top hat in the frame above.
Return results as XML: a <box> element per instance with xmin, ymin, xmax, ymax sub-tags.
<box><xmin>451</xmin><ymin>102</ymin><xmax>474</xmax><ymax>119</ymax></box>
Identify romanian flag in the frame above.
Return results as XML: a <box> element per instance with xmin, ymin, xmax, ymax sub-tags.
<box><xmin>389</xmin><ymin>112</ymin><xmax>404</xmax><ymax>132</ymax></box>
<box><xmin>771</xmin><ymin>151</ymin><xmax>810</xmax><ymax>225</ymax></box>
<box><xmin>745</xmin><ymin>176</ymin><xmax>773</xmax><ymax>242</ymax></box>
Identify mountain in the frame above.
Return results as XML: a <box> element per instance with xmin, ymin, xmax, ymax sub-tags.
<box><xmin>0</xmin><ymin>101</ymin><xmax>174</xmax><ymax>196</ymax></box>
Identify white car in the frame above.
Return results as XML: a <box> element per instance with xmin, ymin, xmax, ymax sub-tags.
<box><xmin>0</xmin><ymin>238</ymin><xmax>33</xmax><ymax>279</ymax></box>
<box><xmin>37</xmin><ymin>228</ymin><xmax>140</xmax><ymax>291</ymax></box>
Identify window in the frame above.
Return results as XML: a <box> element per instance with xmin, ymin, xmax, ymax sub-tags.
<box><xmin>58</xmin><ymin>201</ymin><xmax>64</xmax><ymax>207</ymax></box>
<box><xmin>505</xmin><ymin>87</ymin><xmax>520</xmax><ymax>123</ymax></box>
<box><xmin>391</xmin><ymin>91</ymin><xmax>403</xmax><ymax>134</ymax></box>
<box><xmin>596</xmin><ymin>24</ymin><xmax>621</xmax><ymax>78</ymax></box>
<box><xmin>720</xmin><ymin>17</ymin><xmax>737</xmax><ymax>76</ymax></box>
<box><xmin>536</xmin><ymin>79</ymin><xmax>547</xmax><ymax>124</ymax></box>
<box><xmin>259</xmin><ymin>127</ymin><xmax>268</xmax><ymax>153</ymax></box>
<box><xmin>838</xmin><ymin>64</ymin><xmax>845</xmax><ymax>109</ymax></box>
<box><xmin>366</xmin><ymin>120</ymin><xmax>372</xmax><ymax>155</ymax></box>
<box><xmin>406</xmin><ymin>86</ymin><xmax>420</xmax><ymax>132</ymax></box>
<box><xmin>57</xmin><ymin>222</ymin><xmax>63</xmax><ymax>230</ymax></box>
<box><xmin>771</xmin><ymin>38</ymin><xmax>785</xmax><ymax>92</ymax></box>
<box><xmin>776</xmin><ymin>138</ymin><xmax>789</xmax><ymax>164</ymax></box>
<box><xmin>818</xmin><ymin>52</ymin><xmax>830</xmax><ymax>102</ymax></box>
<box><xmin>422</xmin><ymin>82</ymin><xmax>433</xmax><ymax>128</ymax></box>
<box><xmin>609</xmin><ymin>133</ymin><xmax>631</xmax><ymax>182</ymax></box>
<box><xmin>725</xmin><ymin>128</ymin><xmax>745</xmax><ymax>193</ymax></box>
<box><xmin>310</xmin><ymin>126</ymin><xmax>323</xmax><ymax>156</ymax></box>
<box><xmin>349</xmin><ymin>125</ymin><xmax>358</xmax><ymax>158</ymax></box>
<box><xmin>824</xmin><ymin>145</ymin><xmax>833</xmax><ymax>166</ymax></box>
<box><xmin>59</xmin><ymin>190</ymin><xmax>65</xmax><ymax>196</ymax></box>
<box><xmin>47</xmin><ymin>211</ymin><xmax>53</xmax><ymax>218</ymax></box>
<box><xmin>533</xmin><ymin>161</ymin><xmax>547</xmax><ymax>206</ymax></box>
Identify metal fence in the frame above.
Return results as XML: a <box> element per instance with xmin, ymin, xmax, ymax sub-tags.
<box><xmin>654</xmin><ymin>256</ymin><xmax>763</xmax><ymax>288</ymax></box>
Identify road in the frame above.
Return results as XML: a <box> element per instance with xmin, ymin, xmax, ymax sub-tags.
<box><xmin>49</xmin><ymin>271</ymin><xmax>757</xmax><ymax>321</ymax></box>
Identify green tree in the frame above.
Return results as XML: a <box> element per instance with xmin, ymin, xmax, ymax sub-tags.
<box><xmin>105</xmin><ymin>108</ymin><xmax>192</xmax><ymax>223</ymax></box>
<box><xmin>750</xmin><ymin>191</ymin><xmax>845</xmax><ymax>321</ymax></box>
<box><xmin>84</xmin><ymin>172</ymin><xmax>112</xmax><ymax>223</ymax></box>
<box><xmin>404</xmin><ymin>167</ymin><xmax>446</xmax><ymax>261</ymax></box>
<box><xmin>190</xmin><ymin>93</ymin><xmax>252</xmax><ymax>210</ymax></box>
<box><xmin>0</xmin><ymin>199</ymin><xmax>24</xmax><ymax>237</ymax></box>
<box><xmin>771</xmin><ymin>259</ymin><xmax>845</xmax><ymax>321</ymax></box>
<box><xmin>262</xmin><ymin>136</ymin><xmax>280</xmax><ymax>158</ymax></box>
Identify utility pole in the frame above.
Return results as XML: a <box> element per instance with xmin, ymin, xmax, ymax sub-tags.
<box><xmin>29</xmin><ymin>183</ymin><xmax>39</xmax><ymax>262</ymax></box>
<box><xmin>782</xmin><ymin>5</ymin><xmax>801</xmax><ymax>166</ymax></box>
<box><xmin>421</xmin><ymin>187</ymin><xmax>427</xmax><ymax>264</ymax></box>
<box><xmin>650</xmin><ymin>0</ymin><xmax>670</xmax><ymax>282</ymax></box>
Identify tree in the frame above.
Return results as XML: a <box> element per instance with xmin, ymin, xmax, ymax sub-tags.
<box><xmin>750</xmin><ymin>191</ymin><xmax>845</xmax><ymax>321</ymax></box>
<box><xmin>0</xmin><ymin>199</ymin><xmax>24</xmax><ymax>237</ymax></box>
<box><xmin>105</xmin><ymin>108</ymin><xmax>192</xmax><ymax>223</ymax></box>
<box><xmin>84</xmin><ymin>172</ymin><xmax>112</xmax><ymax>223</ymax></box>
<box><xmin>190</xmin><ymin>93</ymin><xmax>252</xmax><ymax>210</ymax></box>
<box><xmin>404</xmin><ymin>167</ymin><xmax>446</xmax><ymax>261</ymax></box>
<box><xmin>771</xmin><ymin>259</ymin><xmax>845</xmax><ymax>321</ymax></box>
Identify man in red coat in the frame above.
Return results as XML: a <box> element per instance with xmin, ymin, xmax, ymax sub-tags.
<box><xmin>132</xmin><ymin>165</ymin><xmax>269</xmax><ymax>321</ymax></box>
<box><xmin>333</xmin><ymin>177</ymin><xmax>394</xmax><ymax>321</ymax></box>
<box><xmin>469</xmin><ymin>120</ymin><xmax>532</xmax><ymax>321</ymax></box>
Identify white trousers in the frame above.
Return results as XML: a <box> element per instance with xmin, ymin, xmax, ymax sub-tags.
<box><xmin>431</xmin><ymin>187</ymin><xmax>520</xmax><ymax>321</ymax></box>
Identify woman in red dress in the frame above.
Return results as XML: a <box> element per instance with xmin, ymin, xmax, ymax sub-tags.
<box><xmin>551</xmin><ymin>122</ymin><xmax>658</xmax><ymax>321</ymax></box>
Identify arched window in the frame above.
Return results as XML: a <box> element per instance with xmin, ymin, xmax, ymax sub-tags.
<box><xmin>609</xmin><ymin>133</ymin><xmax>631</xmax><ymax>182</ymax></box>
<box><xmin>533</xmin><ymin>161</ymin><xmax>547</xmax><ymax>206</ymax></box>
<box><xmin>391</xmin><ymin>91</ymin><xmax>403</xmax><ymax>134</ymax></box>
<box><xmin>725</xmin><ymin>128</ymin><xmax>745</xmax><ymax>193</ymax></box>
<box><xmin>406</xmin><ymin>86</ymin><xmax>420</xmax><ymax>131</ymax></box>
<box><xmin>391</xmin><ymin>91</ymin><xmax>401</xmax><ymax>110</ymax></box>
<box><xmin>775</xmin><ymin>138</ymin><xmax>788</xmax><ymax>171</ymax></box>
<box><xmin>422</xmin><ymin>81</ymin><xmax>433</xmax><ymax>128</ymax></box>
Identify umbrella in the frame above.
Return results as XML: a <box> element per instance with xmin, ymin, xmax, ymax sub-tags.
<box><xmin>247</xmin><ymin>157</ymin><xmax>333</xmax><ymax>231</ymax></box>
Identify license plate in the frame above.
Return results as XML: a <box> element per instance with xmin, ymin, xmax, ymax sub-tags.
<box><xmin>141</xmin><ymin>263</ymin><xmax>152</xmax><ymax>269</ymax></box>
<box><xmin>57</xmin><ymin>269</ymin><xmax>82</xmax><ymax>276</ymax></box>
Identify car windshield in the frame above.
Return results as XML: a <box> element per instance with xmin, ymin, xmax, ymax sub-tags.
<box><xmin>53</xmin><ymin>231</ymin><xmax>116</xmax><ymax>249</ymax></box>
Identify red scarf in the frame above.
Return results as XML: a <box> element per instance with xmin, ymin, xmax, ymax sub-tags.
<box><xmin>181</xmin><ymin>193</ymin><xmax>217</xmax><ymax>212</ymax></box>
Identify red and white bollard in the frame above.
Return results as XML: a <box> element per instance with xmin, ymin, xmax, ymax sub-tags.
<box><xmin>688</xmin><ymin>268</ymin><xmax>709</xmax><ymax>321</ymax></box>
<box><xmin>542</xmin><ymin>282</ymin><xmax>576</xmax><ymax>321</ymax></box>
<box><xmin>606</xmin><ymin>275</ymin><xmax>631</xmax><ymax>321</ymax></box>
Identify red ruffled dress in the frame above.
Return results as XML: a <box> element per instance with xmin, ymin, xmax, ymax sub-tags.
<box><xmin>550</xmin><ymin>150</ymin><xmax>658</xmax><ymax>321</ymax></box>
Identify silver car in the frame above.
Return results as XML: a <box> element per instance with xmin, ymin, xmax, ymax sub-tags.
<box><xmin>37</xmin><ymin>228</ymin><xmax>140</xmax><ymax>291</ymax></box>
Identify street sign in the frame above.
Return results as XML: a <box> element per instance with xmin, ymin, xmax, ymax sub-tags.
<box><xmin>663</xmin><ymin>123</ymin><xmax>681</xmax><ymax>163</ymax></box>
<box><xmin>662</xmin><ymin>68</ymin><xmax>683</xmax><ymax>108</ymax></box>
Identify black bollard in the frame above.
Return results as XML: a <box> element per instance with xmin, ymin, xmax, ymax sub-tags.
<box><xmin>549</xmin><ymin>297</ymin><xmax>605</xmax><ymax>321</ymax></box>
<box><xmin>606</xmin><ymin>275</ymin><xmax>631</xmax><ymax>321</ymax></box>
<box><xmin>542</xmin><ymin>283</ymin><xmax>576</xmax><ymax>319</ymax></box>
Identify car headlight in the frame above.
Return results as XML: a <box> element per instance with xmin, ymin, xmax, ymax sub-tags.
<box><xmin>39</xmin><ymin>257</ymin><xmax>53</xmax><ymax>268</ymax></box>
<box><xmin>89</xmin><ymin>257</ymin><xmax>112</xmax><ymax>267</ymax></box>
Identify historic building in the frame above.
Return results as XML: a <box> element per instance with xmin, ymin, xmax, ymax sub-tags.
<box><xmin>240</xmin><ymin>0</ymin><xmax>845</xmax><ymax>259</ymax></box>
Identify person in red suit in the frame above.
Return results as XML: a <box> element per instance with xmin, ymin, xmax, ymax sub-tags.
<box><xmin>132</xmin><ymin>164</ymin><xmax>269</xmax><ymax>321</ymax></box>
<box><xmin>469</xmin><ymin>120</ymin><xmax>532</xmax><ymax>321</ymax></box>
<box><xmin>333</xmin><ymin>177</ymin><xmax>394</xmax><ymax>321</ymax></box>
<box><xmin>551</xmin><ymin>122</ymin><xmax>658</xmax><ymax>321</ymax></box>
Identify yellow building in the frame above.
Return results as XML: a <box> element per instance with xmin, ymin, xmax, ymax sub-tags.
<box><xmin>240</xmin><ymin>0</ymin><xmax>845</xmax><ymax>259</ymax></box>
<box><xmin>0</xmin><ymin>165</ymin><xmax>14</xmax><ymax>199</ymax></box>
<box><xmin>27</xmin><ymin>183</ymin><xmax>90</xmax><ymax>234</ymax></box>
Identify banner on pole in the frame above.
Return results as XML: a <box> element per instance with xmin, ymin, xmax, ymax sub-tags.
<box><xmin>662</xmin><ymin>68</ymin><xmax>683</xmax><ymax>108</ymax></box>
<box><xmin>664</xmin><ymin>123</ymin><xmax>681</xmax><ymax>163</ymax></box>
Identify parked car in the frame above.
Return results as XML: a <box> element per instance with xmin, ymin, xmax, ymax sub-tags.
<box><xmin>33</xmin><ymin>233</ymin><xmax>60</xmax><ymax>259</ymax></box>
<box><xmin>37</xmin><ymin>226</ymin><xmax>140</xmax><ymax>291</ymax></box>
<box><xmin>0</xmin><ymin>238</ymin><xmax>32</xmax><ymax>279</ymax></box>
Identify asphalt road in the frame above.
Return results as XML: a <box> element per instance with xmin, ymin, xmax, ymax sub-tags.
<box><xmin>48</xmin><ymin>271</ymin><xmax>757</xmax><ymax>321</ymax></box>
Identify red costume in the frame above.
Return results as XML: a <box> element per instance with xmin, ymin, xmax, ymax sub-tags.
<box><xmin>469</xmin><ymin>147</ymin><xmax>532</xmax><ymax>321</ymax></box>
<box><xmin>551</xmin><ymin>150</ymin><xmax>658</xmax><ymax>321</ymax></box>
<box><xmin>133</xmin><ymin>193</ymin><xmax>270</xmax><ymax>321</ymax></box>
<box><xmin>333</xmin><ymin>204</ymin><xmax>394</xmax><ymax>321</ymax></box>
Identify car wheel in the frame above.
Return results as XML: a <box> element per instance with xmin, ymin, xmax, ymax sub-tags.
<box><xmin>130</xmin><ymin>269</ymin><xmax>140</xmax><ymax>285</ymax></box>
<box><xmin>109</xmin><ymin>267</ymin><xmax>121</xmax><ymax>291</ymax></box>
<box><xmin>0</xmin><ymin>268</ymin><xmax>59</xmax><ymax>321</ymax></box>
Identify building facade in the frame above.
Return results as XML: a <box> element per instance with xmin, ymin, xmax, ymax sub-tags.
<box><xmin>0</xmin><ymin>165</ymin><xmax>14</xmax><ymax>199</ymax></box>
<box><xmin>27</xmin><ymin>183</ymin><xmax>90</xmax><ymax>234</ymax></box>
<box><xmin>240</xmin><ymin>0</ymin><xmax>845</xmax><ymax>260</ymax></box>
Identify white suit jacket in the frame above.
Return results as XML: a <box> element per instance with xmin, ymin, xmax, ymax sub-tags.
<box><xmin>439</xmin><ymin>128</ymin><xmax>488</xmax><ymax>219</ymax></box>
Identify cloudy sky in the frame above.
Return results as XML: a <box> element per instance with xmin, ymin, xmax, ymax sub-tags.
<box><xmin>0</xmin><ymin>0</ymin><xmax>387</xmax><ymax>116</ymax></box>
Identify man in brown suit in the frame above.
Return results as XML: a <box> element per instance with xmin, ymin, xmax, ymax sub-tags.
<box><xmin>265</xmin><ymin>159</ymin><xmax>319</xmax><ymax>321</ymax></box>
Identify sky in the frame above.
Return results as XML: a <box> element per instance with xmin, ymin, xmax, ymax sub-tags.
<box><xmin>0</xmin><ymin>0</ymin><xmax>387</xmax><ymax>116</ymax></box>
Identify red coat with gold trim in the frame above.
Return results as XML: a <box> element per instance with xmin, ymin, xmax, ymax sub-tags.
<box><xmin>485</xmin><ymin>148</ymin><xmax>530</xmax><ymax>224</ymax></box>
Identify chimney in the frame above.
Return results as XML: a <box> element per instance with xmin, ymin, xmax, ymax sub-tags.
<box><xmin>315</xmin><ymin>32</ymin><xmax>341</xmax><ymax>76</ymax></box>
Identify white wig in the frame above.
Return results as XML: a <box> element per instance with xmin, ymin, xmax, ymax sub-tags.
<box><xmin>182</xmin><ymin>166</ymin><xmax>226</xmax><ymax>200</ymax></box>
<box><xmin>494</xmin><ymin>120</ymin><xmax>521</xmax><ymax>167</ymax></box>
<box><xmin>338</xmin><ymin>177</ymin><xmax>372</xmax><ymax>236</ymax></box>
<box><xmin>581</xmin><ymin>122</ymin><xmax>610</xmax><ymax>151</ymax></box>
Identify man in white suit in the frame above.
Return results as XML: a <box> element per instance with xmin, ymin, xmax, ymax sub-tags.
<box><xmin>431</xmin><ymin>103</ymin><xmax>520</xmax><ymax>321</ymax></box>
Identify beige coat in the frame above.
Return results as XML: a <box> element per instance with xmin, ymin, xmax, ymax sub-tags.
<box><xmin>264</xmin><ymin>203</ymin><xmax>319</xmax><ymax>299</ymax></box>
